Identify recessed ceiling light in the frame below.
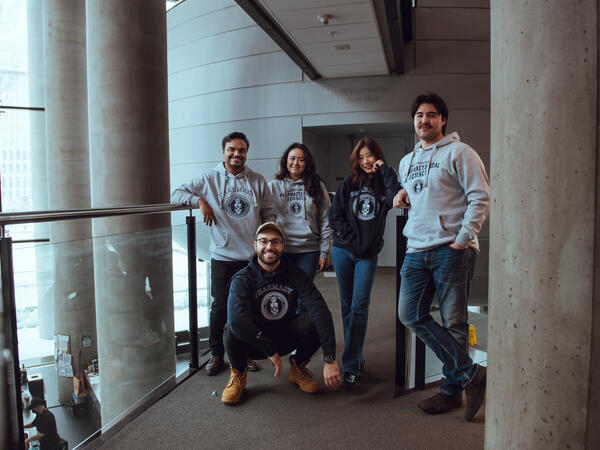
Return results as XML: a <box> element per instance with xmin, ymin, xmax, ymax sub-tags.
<box><xmin>317</xmin><ymin>14</ymin><xmax>333</xmax><ymax>25</ymax></box>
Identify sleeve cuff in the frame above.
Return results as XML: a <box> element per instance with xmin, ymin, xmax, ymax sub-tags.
<box><xmin>455</xmin><ymin>231</ymin><xmax>473</xmax><ymax>248</ymax></box>
<box><xmin>190</xmin><ymin>196</ymin><xmax>201</xmax><ymax>207</ymax></box>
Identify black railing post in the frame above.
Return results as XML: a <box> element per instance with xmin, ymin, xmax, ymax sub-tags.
<box><xmin>415</xmin><ymin>335</ymin><xmax>426</xmax><ymax>389</ymax></box>
<box><xmin>186</xmin><ymin>214</ymin><xmax>198</xmax><ymax>369</ymax></box>
<box><xmin>395</xmin><ymin>212</ymin><xmax>408</xmax><ymax>396</ymax></box>
<box><xmin>1</xmin><ymin>237</ymin><xmax>24</xmax><ymax>449</ymax></box>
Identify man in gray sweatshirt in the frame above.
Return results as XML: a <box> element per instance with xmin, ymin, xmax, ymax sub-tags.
<box><xmin>171</xmin><ymin>132</ymin><xmax>276</xmax><ymax>375</ymax></box>
<box><xmin>394</xmin><ymin>93</ymin><xmax>489</xmax><ymax>421</ymax></box>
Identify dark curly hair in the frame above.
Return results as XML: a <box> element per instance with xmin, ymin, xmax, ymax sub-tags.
<box><xmin>411</xmin><ymin>92</ymin><xmax>449</xmax><ymax>135</ymax></box>
<box><xmin>275</xmin><ymin>143</ymin><xmax>326</xmax><ymax>211</ymax></box>
<box><xmin>349</xmin><ymin>137</ymin><xmax>387</xmax><ymax>189</ymax></box>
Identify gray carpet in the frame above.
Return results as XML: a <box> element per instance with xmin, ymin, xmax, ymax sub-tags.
<box><xmin>98</xmin><ymin>268</ymin><xmax>485</xmax><ymax>450</ymax></box>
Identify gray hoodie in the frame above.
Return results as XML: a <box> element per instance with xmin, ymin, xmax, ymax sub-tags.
<box><xmin>399</xmin><ymin>132</ymin><xmax>489</xmax><ymax>252</ymax></box>
<box><xmin>171</xmin><ymin>163</ymin><xmax>276</xmax><ymax>261</ymax></box>
<box><xmin>268</xmin><ymin>178</ymin><xmax>332</xmax><ymax>258</ymax></box>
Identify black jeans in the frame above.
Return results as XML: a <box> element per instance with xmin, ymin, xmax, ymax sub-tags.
<box><xmin>209</xmin><ymin>259</ymin><xmax>248</xmax><ymax>355</ymax></box>
<box><xmin>224</xmin><ymin>313</ymin><xmax>321</xmax><ymax>371</ymax></box>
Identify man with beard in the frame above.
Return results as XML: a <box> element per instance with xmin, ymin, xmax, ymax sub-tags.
<box><xmin>221</xmin><ymin>222</ymin><xmax>341</xmax><ymax>405</ymax></box>
<box><xmin>172</xmin><ymin>132</ymin><xmax>276</xmax><ymax>375</ymax></box>
<box><xmin>394</xmin><ymin>92</ymin><xmax>489</xmax><ymax>421</ymax></box>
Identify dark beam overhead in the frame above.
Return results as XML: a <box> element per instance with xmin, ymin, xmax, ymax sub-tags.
<box><xmin>234</xmin><ymin>0</ymin><xmax>322</xmax><ymax>80</ymax></box>
<box><xmin>384</xmin><ymin>0</ymin><xmax>413</xmax><ymax>74</ymax></box>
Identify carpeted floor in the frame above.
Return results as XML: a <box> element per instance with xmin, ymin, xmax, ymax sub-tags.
<box><xmin>98</xmin><ymin>267</ymin><xmax>485</xmax><ymax>450</ymax></box>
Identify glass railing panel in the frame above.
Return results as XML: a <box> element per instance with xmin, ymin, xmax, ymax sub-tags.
<box><xmin>14</xmin><ymin>232</ymin><xmax>100</xmax><ymax>448</ymax></box>
<box><xmin>11</xmin><ymin>211</ymin><xmax>206</xmax><ymax>448</ymax></box>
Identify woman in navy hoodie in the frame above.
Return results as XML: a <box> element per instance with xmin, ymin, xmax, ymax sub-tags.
<box><xmin>329</xmin><ymin>137</ymin><xmax>401</xmax><ymax>388</ymax></box>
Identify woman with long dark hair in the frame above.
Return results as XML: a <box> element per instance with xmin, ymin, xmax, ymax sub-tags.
<box><xmin>329</xmin><ymin>137</ymin><xmax>401</xmax><ymax>388</ymax></box>
<box><xmin>269</xmin><ymin>143</ymin><xmax>332</xmax><ymax>281</ymax></box>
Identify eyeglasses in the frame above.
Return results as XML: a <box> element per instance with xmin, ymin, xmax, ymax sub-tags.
<box><xmin>257</xmin><ymin>238</ymin><xmax>283</xmax><ymax>246</ymax></box>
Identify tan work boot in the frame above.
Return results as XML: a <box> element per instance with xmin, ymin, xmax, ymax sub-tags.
<box><xmin>288</xmin><ymin>357</ymin><xmax>320</xmax><ymax>394</ymax></box>
<box><xmin>221</xmin><ymin>368</ymin><xmax>247</xmax><ymax>405</ymax></box>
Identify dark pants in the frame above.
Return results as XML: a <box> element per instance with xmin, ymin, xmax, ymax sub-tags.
<box><xmin>224</xmin><ymin>313</ymin><xmax>321</xmax><ymax>372</ymax></box>
<box><xmin>209</xmin><ymin>259</ymin><xmax>248</xmax><ymax>355</ymax></box>
<box><xmin>398</xmin><ymin>245</ymin><xmax>477</xmax><ymax>396</ymax></box>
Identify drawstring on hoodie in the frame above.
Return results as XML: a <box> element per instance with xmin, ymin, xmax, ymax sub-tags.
<box><xmin>424</xmin><ymin>150</ymin><xmax>434</xmax><ymax>187</ymax></box>
<box><xmin>403</xmin><ymin>143</ymin><xmax>438</xmax><ymax>188</ymax></box>
<box><xmin>243</xmin><ymin>173</ymin><xmax>258</xmax><ymax>207</ymax></box>
<box><xmin>220</xmin><ymin>166</ymin><xmax>258</xmax><ymax>208</ymax></box>
<box><xmin>404</xmin><ymin>132</ymin><xmax>461</xmax><ymax>188</ymax></box>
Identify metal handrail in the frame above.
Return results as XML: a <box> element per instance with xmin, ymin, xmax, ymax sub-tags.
<box><xmin>0</xmin><ymin>203</ymin><xmax>192</xmax><ymax>226</ymax></box>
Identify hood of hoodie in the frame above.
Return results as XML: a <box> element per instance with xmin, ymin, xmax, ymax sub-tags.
<box><xmin>414</xmin><ymin>131</ymin><xmax>460</xmax><ymax>152</ymax></box>
<box><xmin>246</xmin><ymin>255</ymin><xmax>300</xmax><ymax>286</ymax></box>
<box><xmin>214</xmin><ymin>162</ymin><xmax>258</xmax><ymax>208</ymax></box>
<box><xmin>404</xmin><ymin>132</ymin><xmax>461</xmax><ymax>187</ymax></box>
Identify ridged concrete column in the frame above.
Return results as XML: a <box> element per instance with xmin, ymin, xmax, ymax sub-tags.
<box><xmin>26</xmin><ymin>0</ymin><xmax>53</xmax><ymax>340</ymax></box>
<box><xmin>86</xmin><ymin>0</ymin><xmax>174</xmax><ymax>429</ymax></box>
<box><xmin>43</xmin><ymin>0</ymin><xmax>96</xmax><ymax>404</ymax></box>
<box><xmin>488</xmin><ymin>1</ymin><xmax>599</xmax><ymax>448</ymax></box>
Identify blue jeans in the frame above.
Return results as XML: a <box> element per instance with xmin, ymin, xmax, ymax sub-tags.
<box><xmin>398</xmin><ymin>244</ymin><xmax>477</xmax><ymax>396</ymax></box>
<box><xmin>285</xmin><ymin>251</ymin><xmax>320</xmax><ymax>281</ymax></box>
<box><xmin>286</xmin><ymin>252</ymin><xmax>320</xmax><ymax>313</ymax></box>
<box><xmin>332</xmin><ymin>246</ymin><xmax>378</xmax><ymax>376</ymax></box>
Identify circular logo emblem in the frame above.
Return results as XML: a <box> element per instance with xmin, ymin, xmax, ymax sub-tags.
<box><xmin>260</xmin><ymin>291</ymin><xmax>288</xmax><ymax>320</ymax></box>
<box><xmin>288</xmin><ymin>200</ymin><xmax>303</xmax><ymax>217</ymax></box>
<box><xmin>225</xmin><ymin>194</ymin><xmax>250</xmax><ymax>218</ymax></box>
<box><xmin>412</xmin><ymin>179</ymin><xmax>424</xmax><ymax>195</ymax></box>
<box><xmin>353</xmin><ymin>193</ymin><xmax>378</xmax><ymax>220</ymax></box>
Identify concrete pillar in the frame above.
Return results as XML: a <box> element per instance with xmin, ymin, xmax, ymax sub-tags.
<box><xmin>26</xmin><ymin>0</ymin><xmax>53</xmax><ymax>340</ymax></box>
<box><xmin>488</xmin><ymin>1</ymin><xmax>599</xmax><ymax>448</ymax></box>
<box><xmin>86</xmin><ymin>0</ymin><xmax>175</xmax><ymax>429</ymax></box>
<box><xmin>43</xmin><ymin>0</ymin><xmax>96</xmax><ymax>404</ymax></box>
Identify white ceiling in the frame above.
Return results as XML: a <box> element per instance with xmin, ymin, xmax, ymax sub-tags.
<box><xmin>257</xmin><ymin>0</ymin><xmax>389</xmax><ymax>78</ymax></box>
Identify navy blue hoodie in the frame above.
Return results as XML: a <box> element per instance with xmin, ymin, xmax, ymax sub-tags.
<box><xmin>329</xmin><ymin>163</ymin><xmax>401</xmax><ymax>258</ymax></box>
<box><xmin>227</xmin><ymin>255</ymin><xmax>336</xmax><ymax>358</ymax></box>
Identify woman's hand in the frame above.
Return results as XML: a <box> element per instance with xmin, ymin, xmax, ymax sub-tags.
<box><xmin>318</xmin><ymin>257</ymin><xmax>328</xmax><ymax>272</ymax></box>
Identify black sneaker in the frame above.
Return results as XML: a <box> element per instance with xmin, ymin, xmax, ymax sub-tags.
<box><xmin>246</xmin><ymin>359</ymin><xmax>259</xmax><ymax>371</ymax></box>
<box><xmin>341</xmin><ymin>373</ymin><xmax>357</xmax><ymax>390</ymax></box>
<box><xmin>418</xmin><ymin>392</ymin><xmax>462</xmax><ymax>414</ymax></box>
<box><xmin>205</xmin><ymin>354</ymin><xmax>225</xmax><ymax>376</ymax></box>
<box><xmin>464</xmin><ymin>364</ymin><xmax>486</xmax><ymax>421</ymax></box>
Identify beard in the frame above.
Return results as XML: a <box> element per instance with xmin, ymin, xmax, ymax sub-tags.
<box><xmin>258</xmin><ymin>249</ymin><xmax>281</xmax><ymax>266</ymax></box>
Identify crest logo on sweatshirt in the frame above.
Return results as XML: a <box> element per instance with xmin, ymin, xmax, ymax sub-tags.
<box><xmin>353</xmin><ymin>193</ymin><xmax>378</xmax><ymax>220</ymax></box>
<box><xmin>260</xmin><ymin>291</ymin><xmax>289</xmax><ymax>320</ymax></box>
<box><xmin>225</xmin><ymin>193</ymin><xmax>250</xmax><ymax>218</ymax></box>
<box><xmin>288</xmin><ymin>200</ymin><xmax>303</xmax><ymax>217</ymax></box>
<box><xmin>411</xmin><ymin>179</ymin><xmax>425</xmax><ymax>195</ymax></box>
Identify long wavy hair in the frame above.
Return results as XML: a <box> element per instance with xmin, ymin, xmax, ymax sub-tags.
<box><xmin>349</xmin><ymin>137</ymin><xmax>387</xmax><ymax>189</ymax></box>
<box><xmin>275</xmin><ymin>143</ymin><xmax>325</xmax><ymax>210</ymax></box>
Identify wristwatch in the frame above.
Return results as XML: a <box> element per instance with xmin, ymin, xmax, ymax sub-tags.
<box><xmin>324</xmin><ymin>355</ymin><xmax>336</xmax><ymax>364</ymax></box>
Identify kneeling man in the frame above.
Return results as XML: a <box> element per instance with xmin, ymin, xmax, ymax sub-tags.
<box><xmin>222</xmin><ymin>222</ymin><xmax>341</xmax><ymax>405</ymax></box>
